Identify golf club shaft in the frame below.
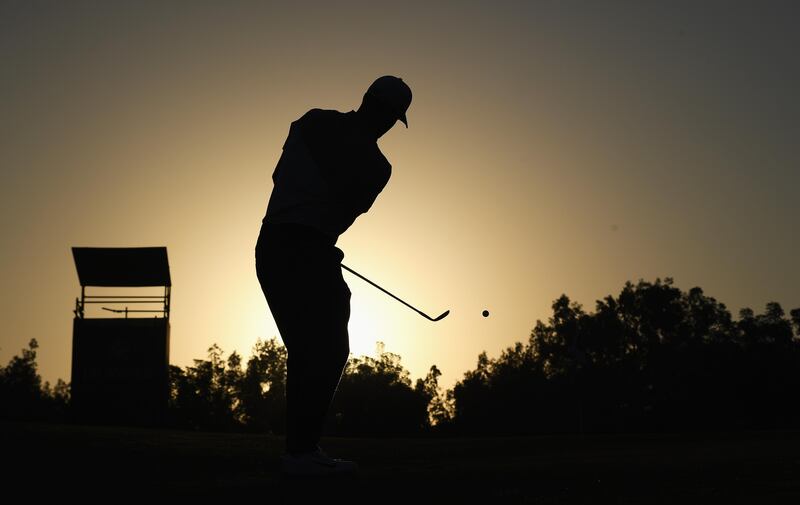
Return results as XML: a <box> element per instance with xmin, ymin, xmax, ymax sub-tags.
<box><xmin>341</xmin><ymin>263</ymin><xmax>446</xmax><ymax>321</ymax></box>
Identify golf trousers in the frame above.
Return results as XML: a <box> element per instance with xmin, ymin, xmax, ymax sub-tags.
<box><xmin>255</xmin><ymin>220</ymin><xmax>351</xmax><ymax>454</ymax></box>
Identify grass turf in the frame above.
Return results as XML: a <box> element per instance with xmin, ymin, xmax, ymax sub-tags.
<box><xmin>3</xmin><ymin>422</ymin><xmax>799</xmax><ymax>503</ymax></box>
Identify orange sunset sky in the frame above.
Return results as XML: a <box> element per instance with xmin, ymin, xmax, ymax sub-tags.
<box><xmin>1</xmin><ymin>1</ymin><xmax>798</xmax><ymax>392</ymax></box>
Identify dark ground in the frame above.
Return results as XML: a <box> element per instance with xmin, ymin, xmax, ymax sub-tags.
<box><xmin>3</xmin><ymin>422</ymin><xmax>799</xmax><ymax>503</ymax></box>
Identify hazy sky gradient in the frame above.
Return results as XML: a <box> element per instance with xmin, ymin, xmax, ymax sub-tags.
<box><xmin>1</xmin><ymin>1</ymin><xmax>798</xmax><ymax>391</ymax></box>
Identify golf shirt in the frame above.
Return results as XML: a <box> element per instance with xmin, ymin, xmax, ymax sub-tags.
<box><xmin>263</xmin><ymin>108</ymin><xmax>392</xmax><ymax>240</ymax></box>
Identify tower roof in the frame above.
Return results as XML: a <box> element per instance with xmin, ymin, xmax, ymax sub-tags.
<box><xmin>72</xmin><ymin>247</ymin><xmax>171</xmax><ymax>287</ymax></box>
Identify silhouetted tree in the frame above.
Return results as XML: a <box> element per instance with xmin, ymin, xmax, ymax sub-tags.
<box><xmin>166</xmin><ymin>339</ymin><xmax>438</xmax><ymax>436</ymax></box>
<box><xmin>451</xmin><ymin>278</ymin><xmax>800</xmax><ymax>434</ymax></box>
<box><xmin>791</xmin><ymin>308</ymin><xmax>800</xmax><ymax>337</ymax></box>
<box><xmin>168</xmin><ymin>344</ymin><xmax>242</xmax><ymax>431</ymax></box>
<box><xmin>420</xmin><ymin>364</ymin><xmax>454</xmax><ymax>429</ymax></box>
<box><xmin>235</xmin><ymin>337</ymin><xmax>287</xmax><ymax>434</ymax></box>
<box><xmin>326</xmin><ymin>342</ymin><xmax>434</xmax><ymax>436</ymax></box>
<box><xmin>0</xmin><ymin>339</ymin><xmax>70</xmax><ymax>422</ymax></box>
<box><xmin>735</xmin><ymin>301</ymin><xmax>800</xmax><ymax>428</ymax></box>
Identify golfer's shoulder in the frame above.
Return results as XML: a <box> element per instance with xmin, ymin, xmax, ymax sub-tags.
<box><xmin>297</xmin><ymin>108</ymin><xmax>346</xmax><ymax>128</ymax></box>
<box><xmin>295</xmin><ymin>108</ymin><xmax>350</xmax><ymax>142</ymax></box>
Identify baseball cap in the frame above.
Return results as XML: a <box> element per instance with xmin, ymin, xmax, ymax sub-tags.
<box><xmin>365</xmin><ymin>75</ymin><xmax>412</xmax><ymax>128</ymax></box>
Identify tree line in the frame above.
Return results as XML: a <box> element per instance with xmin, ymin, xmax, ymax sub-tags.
<box><xmin>451</xmin><ymin>278</ymin><xmax>800</xmax><ymax>434</ymax></box>
<box><xmin>2</xmin><ymin>277</ymin><xmax>799</xmax><ymax>435</ymax></box>
<box><xmin>167</xmin><ymin>339</ymin><xmax>448</xmax><ymax>435</ymax></box>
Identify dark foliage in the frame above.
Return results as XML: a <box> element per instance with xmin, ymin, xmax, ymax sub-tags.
<box><xmin>325</xmin><ymin>343</ymin><xmax>439</xmax><ymax>436</ymax></box>
<box><xmin>451</xmin><ymin>278</ymin><xmax>800</xmax><ymax>434</ymax></box>
<box><xmin>0</xmin><ymin>339</ymin><xmax>70</xmax><ymax>422</ymax></box>
<box><xmin>166</xmin><ymin>338</ymin><xmax>290</xmax><ymax>433</ymax></box>
<box><xmin>167</xmin><ymin>344</ymin><xmax>245</xmax><ymax>432</ymax></box>
<box><xmin>166</xmin><ymin>339</ymin><xmax>442</xmax><ymax>435</ymax></box>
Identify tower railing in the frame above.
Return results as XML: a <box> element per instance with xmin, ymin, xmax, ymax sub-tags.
<box><xmin>73</xmin><ymin>287</ymin><xmax>171</xmax><ymax>319</ymax></box>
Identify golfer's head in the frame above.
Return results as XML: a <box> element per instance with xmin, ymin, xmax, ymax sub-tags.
<box><xmin>359</xmin><ymin>76</ymin><xmax>412</xmax><ymax>138</ymax></box>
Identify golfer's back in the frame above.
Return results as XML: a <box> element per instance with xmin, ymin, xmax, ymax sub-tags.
<box><xmin>264</xmin><ymin>108</ymin><xmax>391</xmax><ymax>240</ymax></box>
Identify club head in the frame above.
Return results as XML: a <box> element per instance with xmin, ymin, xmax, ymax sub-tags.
<box><xmin>431</xmin><ymin>310</ymin><xmax>450</xmax><ymax>322</ymax></box>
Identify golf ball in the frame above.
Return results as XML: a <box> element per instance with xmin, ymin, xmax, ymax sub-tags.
<box><xmin>482</xmin><ymin>310</ymin><xmax>490</xmax><ymax>317</ymax></box>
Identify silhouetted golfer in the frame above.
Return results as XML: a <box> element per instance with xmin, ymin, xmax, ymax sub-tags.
<box><xmin>255</xmin><ymin>76</ymin><xmax>412</xmax><ymax>476</ymax></box>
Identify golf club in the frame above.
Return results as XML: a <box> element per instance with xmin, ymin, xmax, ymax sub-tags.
<box><xmin>341</xmin><ymin>264</ymin><xmax>450</xmax><ymax>322</ymax></box>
